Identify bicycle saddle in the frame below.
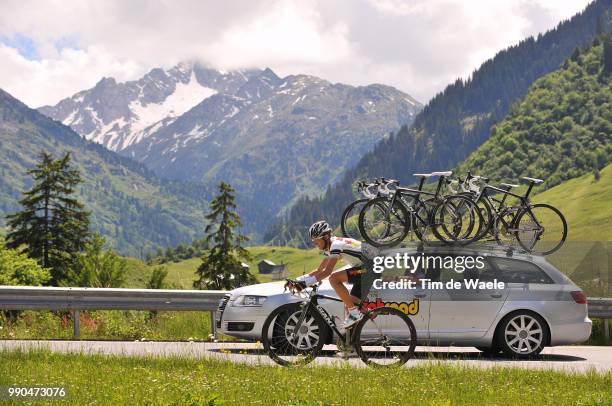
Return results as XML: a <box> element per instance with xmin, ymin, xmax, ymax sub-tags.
<box><xmin>431</xmin><ymin>171</ymin><xmax>453</xmax><ymax>177</ymax></box>
<box><xmin>413</xmin><ymin>173</ymin><xmax>432</xmax><ymax>178</ymax></box>
<box><xmin>500</xmin><ymin>182</ymin><xmax>519</xmax><ymax>188</ymax></box>
<box><xmin>521</xmin><ymin>177</ymin><xmax>543</xmax><ymax>184</ymax></box>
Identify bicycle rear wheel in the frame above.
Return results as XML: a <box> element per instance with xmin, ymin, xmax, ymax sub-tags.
<box><xmin>341</xmin><ymin>198</ymin><xmax>369</xmax><ymax>240</ymax></box>
<box><xmin>353</xmin><ymin>307</ymin><xmax>417</xmax><ymax>367</ymax></box>
<box><xmin>513</xmin><ymin>203</ymin><xmax>567</xmax><ymax>255</ymax></box>
<box><xmin>358</xmin><ymin>197</ymin><xmax>410</xmax><ymax>248</ymax></box>
<box><xmin>431</xmin><ymin>196</ymin><xmax>483</xmax><ymax>245</ymax></box>
<box><xmin>494</xmin><ymin>209</ymin><xmax>519</xmax><ymax>247</ymax></box>
<box><xmin>261</xmin><ymin>303</ymin><xmax>328</xmax><ymax>366</ymax></box>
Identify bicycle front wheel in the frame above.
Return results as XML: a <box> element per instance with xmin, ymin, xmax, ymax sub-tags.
<box><xmin>261</xmin><ymin>303</ymin><xmax>328</xmax><ymax>366</ymax></box>
<box><xmin>341</xmin><ymin>198</ymin><xmax>369</xmax><ymax>240</ymax></box>
<box><xmin>513</xmin><ymin>203</ymin><xmax>567</xmax><ymax>255</ymax></box>
<box><xmin>353</xmin><ymin>307</ymin><xmax>417</xmax><ymax>367</ymax></box>
<box><xmin>358</xmin><ymin>197</ymin><xmax>410</xmax><ymax>248</ymax></box>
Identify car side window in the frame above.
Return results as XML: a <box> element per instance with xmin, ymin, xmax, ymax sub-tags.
<box><xmin>490</xmin><ymin>257</ymin><xmax>553</xmax><ymax>284</ymax></box>
<box><xmin>437</xmin><ymin>256</ymin><xmax>498</xmax><ymax>283</ymax></box>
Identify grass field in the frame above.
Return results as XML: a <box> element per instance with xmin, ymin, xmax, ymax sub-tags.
<box><xmin>0</xmin><ymin>349</ymin><xmax>610</xmax><ymax>405</ymax></box>
<box><xmin>151</xmin><ymin>246</ymin><xmax>330</xmax><ymax>289</ymax></box>
<box><xmin>532</xmin><ymin>164</ymin><xmax>612</xmax><ymax>241</ymax></box>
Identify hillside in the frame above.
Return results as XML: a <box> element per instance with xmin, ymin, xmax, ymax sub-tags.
<box><xmin>268</xmin><ymin>0</ymin><xmax>612</xmax><ymax>245</ymax></box>
<box><xmin>535</xmin><ymin>165</ymin><xmax>612</xmax><ymax>241</ymax></box>
<box><xmin>457</xmin><ymin>33</ymin><xmax>611</xmax><ymax>190</ymax></box>
<box><xmin>539</xmin><ymin>164</ymin><xmax>612</xmax><ymax>296</ymax></box>
<box><xmin>0</xmin><ymin>88</ymin><xmax>209</xmax><ymax>257</ymax></box>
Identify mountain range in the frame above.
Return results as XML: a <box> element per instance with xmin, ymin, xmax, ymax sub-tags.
<box><xmin>40</xmin><ymin>64</ymin><xmax>422</xmax><ymax>237</ymax></box>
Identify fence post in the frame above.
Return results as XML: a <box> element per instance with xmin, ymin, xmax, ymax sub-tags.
<box><xmin>72</xmin><ymin>310</ymin><xmax>80</xmax><ymax>339</ymax></box>
<box><xmin>210</xmin><ymin>311</ymin><xmax>217</xmax><ymax>340</ymax></box>
<box><xmin>605</xmin><ymin>319</ymin><xmax>610</xmax><ymax>342</ymax></box>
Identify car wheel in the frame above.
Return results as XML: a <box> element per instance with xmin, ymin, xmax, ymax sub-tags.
<box><xmin>496</xmin><ymin>312</ymin><xmax>548</xmax><ymax>359</ymax></box>
<box><xmin>268</xmin><ymin>304</ymin><xmax>327</xmax><ymax>354</ymax></box>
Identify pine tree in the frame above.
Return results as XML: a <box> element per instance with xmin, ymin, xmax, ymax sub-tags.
<box><xmin>194</xmin><ymin>182</ymin><xmax>256</xmax><ymax>290</ymax></box>
<box><xmin>6</xmin><ymin>152</ymin><xmax>91</xmax><ymax>285</ymax></box>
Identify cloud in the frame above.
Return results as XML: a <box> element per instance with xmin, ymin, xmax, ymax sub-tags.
<box><xmin>0</xmin><ymin>0</ymin><xmax>592</xmax><ymax>107</ymax></box>
<box><xmin>0</xmin><ymin>44</ymin><xmax>141</xmax><ymax>107</ymax></box>
<box><xmin>205</xmin><ymin>1</ymin><xmax>353</xmax><ymax>70</ymax></box>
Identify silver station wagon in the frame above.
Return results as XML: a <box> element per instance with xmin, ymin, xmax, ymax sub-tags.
<box><xmin>217</xmin><ymin>246</ymin><xmax>591</xmax><ymax>358</ymax></box>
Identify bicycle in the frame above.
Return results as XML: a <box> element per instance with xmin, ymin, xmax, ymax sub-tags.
<box><xmin>357</xmin><ymin>171</ymin><xmax>484</xmax><ymax>247</ymax></box>
<box><xmin>461</xmin><ymin>175</ymin><xmax>568</xmax><ymax>255</ymax></box>
<box><xmin>340</xmin><ymin>178</ymin><xmax>399</xmax><ymax>240</ymax></box>
<box><xmin>261</xmin><ymin>281</ymin><xmax>417</xmax><ymax>367</ymax></box>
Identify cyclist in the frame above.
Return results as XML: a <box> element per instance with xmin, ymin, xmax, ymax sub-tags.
<box><xmin>288</xmin><ymin>220</ymin><xmax>366</xmax><ymax>328</ymax></box>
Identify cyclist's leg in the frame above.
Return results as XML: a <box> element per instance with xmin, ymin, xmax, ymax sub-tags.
<box><xmin>329</xmin><ymin>266</ymin><xmax>360</xmax><ymax>309</ymax></box>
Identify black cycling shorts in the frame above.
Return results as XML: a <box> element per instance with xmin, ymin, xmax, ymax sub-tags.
<box><xmin>346</xmin><ymin>266</ymin><xmax>367</xmax><ymax>299</ymax></box>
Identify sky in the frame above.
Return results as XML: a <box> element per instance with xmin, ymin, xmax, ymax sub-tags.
<box><xmin>0</xmin><ymin>0</ymin><xmax>593</xmax><ymax>108</ymax></box>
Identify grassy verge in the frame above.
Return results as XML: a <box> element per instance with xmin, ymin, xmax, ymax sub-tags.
<box><xmin>0</xmin><ymin>349</ymin><xmax>610</xmax><ymax>405</ymax></box>
<box><xmin>153</xmin><ymin>245</ymin><xmax>335</xmax><ymax>289</ymax></box>
<box><xmin>0</xmin><ymin>310</ymin><xmax>213</xmax><ymax>341</ymax></box>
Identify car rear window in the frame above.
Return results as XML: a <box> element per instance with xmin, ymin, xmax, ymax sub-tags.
<box><xmin>490</xmin><ymin>257</ymin><xmax>554</xmax><ymax>284</ymax></box>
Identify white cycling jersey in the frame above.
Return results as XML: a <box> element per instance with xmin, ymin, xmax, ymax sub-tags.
<box><xmin>323</xmin><ymin>236</ymin><xmax>363</xmax><ymax>267</ymax></box>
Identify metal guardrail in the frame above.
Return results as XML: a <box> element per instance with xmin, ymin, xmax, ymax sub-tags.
<box><xmin>0</xmin><ymin>286</ymin><xmax>226</xmax><ymax>339</ymax></box>
<box><xmin>588</xmin><ymin>297</ymin><xmax>612</xmax><ymax>340</ymax></box>
<box><xmin>0</xmin><ymin>286</ymin><xmax>610</xmax><ymax>339</ymax></box>
<box><xmin>588</xmin><ymin>298</ymin><xmax>612</xmax><ymax>318</ymax></box>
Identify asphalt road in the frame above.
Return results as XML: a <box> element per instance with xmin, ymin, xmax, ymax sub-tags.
<box><xmin>2</xmin><ymin>340</ymin><xmax>611</xmax><ymax>373</ymax></box>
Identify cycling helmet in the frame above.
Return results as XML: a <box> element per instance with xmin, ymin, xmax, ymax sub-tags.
<box><xmin>309</xmin><ymin>220</ymin><xmax>332</xmax><ymax>239</ymax></box>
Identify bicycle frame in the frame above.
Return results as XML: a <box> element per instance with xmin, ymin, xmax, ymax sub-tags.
<box><xmin>475</xmin><ymin>182</ymin><xmax>544</xmax><ymax>236</ymax></box>
<box><xmin>383</xmin><ymin>174</ymin><xmax>450</xmax><ymax>229</ymax></box>
<box><xmin>290</xmin><ymin>286</ymin><xmax>349</xmax><ymax>343</ymax></box>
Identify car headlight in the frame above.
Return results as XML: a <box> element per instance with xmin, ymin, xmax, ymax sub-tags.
<box><xmin>231</xmin><ymin>295</ymin><xmax>267</xmax><ymax>307</ymax></box>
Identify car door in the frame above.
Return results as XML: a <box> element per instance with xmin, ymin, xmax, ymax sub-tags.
<box><xmin>368</xmin><ymin>260</ymin><xmax>431</xmax><ymax>340</ymax></box>
<box><xmin>428</xmin><ymin>254</ymin><xmax>509</xmax><ymax>341</ymax></box>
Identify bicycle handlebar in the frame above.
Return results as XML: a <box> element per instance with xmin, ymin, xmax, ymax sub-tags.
<box><xmin>357</xmin><ymin>177</ymin><xmax>400</xmax><ymax>199</ymax></box>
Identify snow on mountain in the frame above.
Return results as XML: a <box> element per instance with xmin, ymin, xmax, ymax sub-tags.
<box><xmin>124</xmin><ymin>71</ymin><xmax>216</xmax><ymax>148</ymax></box>
<box><xmin>38</xmin><ymin>63</ymin><xmax>253</xmax><ymax>152</ymax></box>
